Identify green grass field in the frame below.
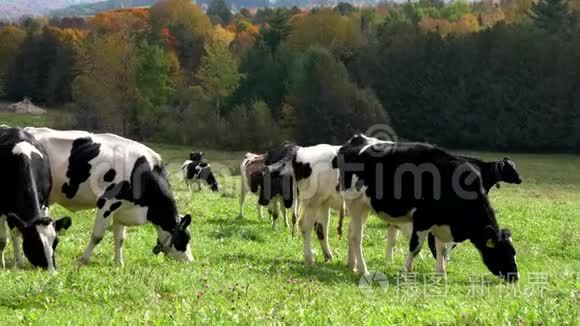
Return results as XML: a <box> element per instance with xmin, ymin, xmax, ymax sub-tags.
<box><xmin>0</xmin><ymin>142</ymin><xmax>578</xmax><ymax>324</ymax></box>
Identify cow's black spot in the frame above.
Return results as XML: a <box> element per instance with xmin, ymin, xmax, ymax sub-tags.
<box><xmin>103</xmin><ymin>201</ymin><xmax>122</xmax><ymax>218</ymax></box>
<box><xmin>331</xmin><ymin>156</ymin><xmax>338</xmax><ymax>169</ymax></box>
<box><xmin>292</xmin><ymin>159</ymin><xmax>312</xmax><ymax>181</ymax></box>
<box><xmin>96</xmin><ymin>198</ymin><xmax>106</xmax><ymax>209</ymax></box>
<box><xmin>100</xmin><ymin>157</ymin><xmax>179</xmax><ymax>233</ymax></box>
<box><xmin>109</xmin><ymin>202</ymin><xmax>122</xmax><ymax>212</ymax></box>
<box><xmin>314</xmin><ymin>222</ymin><xmax>324</xmax><ymax>240</ymax></box>
<box><xmin>62</xmin><ymin>137</ymin><xmax>101</xmax><ymax>199</ymax></box>
<box><xmin>104</xmin><ymin>169</ymin><xmax>116</xmax><ymax>182</ymax></box>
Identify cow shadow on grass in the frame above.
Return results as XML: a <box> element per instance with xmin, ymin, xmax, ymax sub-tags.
<box><xmin>213</xmin><ymin>252</ymin><xmax>360</xmax><ymax>285</ymax></box>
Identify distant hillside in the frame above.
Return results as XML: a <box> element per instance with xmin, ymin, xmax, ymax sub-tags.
<box><xmin>0</xmin><ymin>1</ymin><xmax>100</xmax><ymax>21</ymax></box>
<box><xmin>50</xmin><ymin>0</ymin><xmax>157</xmax><ymax>17</ymax></box>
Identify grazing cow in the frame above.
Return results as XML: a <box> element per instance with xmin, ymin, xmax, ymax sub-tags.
<box><xmin>24</xmin><ymin>127</ymin><xmax>192</xmax><ymax>266</ymax></box>
<box><xmin>423</xmin><ymin>155</ymin><xmax>523</xmax><ymax>261</ymax></box>
<box><xmin>336</xmin><ymin>134</ymin><xmax>518</xmax><ymax>282</ymax></box>
<box><xmin>258</xmin><ymin>144</ymin><xmax>345</xmax><ymax>263</ymax></box>
<box><xmin>181</xmin><ymin>152</ymin><xmax>219</xmax><ymax>192</ymax></box>
<box><xmin>0</xmin><ymin>127</ymin><xmax>71</xmax><ymax>272</ymax></box>
<box><xmin>386</xmin><ymin>155</ymin><xmax>524</xmax><ymax>263</ymax></box>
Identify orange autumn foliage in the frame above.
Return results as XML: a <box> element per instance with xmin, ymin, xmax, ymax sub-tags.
<box><xmin>90</xmin><ymin>8</ymin><xmax>150</xmax><ymax>33</ymax></box>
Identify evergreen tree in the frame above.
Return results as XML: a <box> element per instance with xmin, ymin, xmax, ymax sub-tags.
<box><xmin>530</xmin><ymin>0</ymin><xmax>571</xmax><ymax>33</ymax></box>
<box><xmin>207</xmin><ymin>0</ymin><xmax>233</xmax><ymax>25</ymax></box>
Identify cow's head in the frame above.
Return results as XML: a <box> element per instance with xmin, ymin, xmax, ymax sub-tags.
<box><xmin>190</xmin><ymin>152</ymin><xmax>204</xmax><ymax>162</ymax></box>
<box><xmin>152</xmin><ymin>214</ymin><xmax>193</xmax><ymax>262</ymax></box>
<box><xmin>6</xmin><ymin>213</ymin><xmax>72</xmax><ymax>273</ymax></box>
<box><xmin>478</xmin><ymin>226</ymin><xmax>518</xmax><ymax>282</ymax></box>
<box><xmin>257</xmin><ymin>162</ymin><xmax>294</xmax><ymax>209</ymax></box>
<box><xmin>498</xmin><ymin>157</ymin><xmax>522</xmax><ymax>185</ymax></box>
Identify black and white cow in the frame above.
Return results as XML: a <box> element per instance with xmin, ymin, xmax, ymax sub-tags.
<box><xmin>387</xmin><ymin>155</ymin><xmax>523</xmax><ymax>263</ymax></box>
<box><xmin>423</xmin><ymin>155</ymin><xmax>523</xmax><ymax>261</ymax></box>
<box><xmin>258</xmin><ymin>144</ymin><xmax>345</xmax><ymax>263</ymax></box>
<box><xmin>0</xmin><ymin>127</ymin><xmax>71</xmax><ymax>272</ymax></box>
<box><xmin>24</xmin><ymin>127</ymin><xmax>192</xmax><ymax>266</ymax></box>
<box><xmin>181</xmin><ymin>152</ymin><xmax>219</xmax><ymax>192</ymax></box>
<box><xmin>336</xmin><ymin>134</ymin><xmax>518</xmax><ymax>282</ymax></box>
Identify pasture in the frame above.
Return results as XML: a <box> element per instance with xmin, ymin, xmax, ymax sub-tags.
<box><xmin>0</xmin><ymin>143</ymin><xmax>578</xmax><ymax>324</ymax></box>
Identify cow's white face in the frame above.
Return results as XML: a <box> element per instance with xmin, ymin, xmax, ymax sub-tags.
<box><xmin>153</xmin><ymin>215</ymin><xmax>193</xmax><ymax>263</ymax></box>
<box><xmin>166</xmin><ymin>245</ymin><xmax>193</xmax><ymax>262</ymax></box>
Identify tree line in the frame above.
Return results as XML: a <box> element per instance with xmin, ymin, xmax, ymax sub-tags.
<box><xmin>0</xmin><ymin>0</ymin><xmax>578</xmax><ymax>152</ymax></box>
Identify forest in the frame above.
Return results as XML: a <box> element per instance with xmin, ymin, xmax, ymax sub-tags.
<box><xmin>0</xmin><ymin>0</ymin><xmax>578</xmax><ymax>152</ymax></box>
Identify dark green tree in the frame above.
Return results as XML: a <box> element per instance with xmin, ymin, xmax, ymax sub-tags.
<box><xmin>334</xmin><ymin>2</ymin><xmax>357</xmax><ymax>16</ymax></box>
<box><xmin>529</xmin><ymin>0</ymin><xmax>571</xmax><ymax>33</ymax></box>
<box><xmin>207</xmin><ymin>0</ymin><xmax>233</xmax><ymax>25</ymax></box>
<box><xmin>288</xmin><ymin>46</ymin><xmax>389</xmax><ymax>145</ymax></box>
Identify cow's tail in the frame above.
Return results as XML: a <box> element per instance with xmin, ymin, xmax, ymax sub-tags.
<box><xmin>337</xmin><ymin>199</ymin><xmax>346</xmax><ymax>239</ymax></box>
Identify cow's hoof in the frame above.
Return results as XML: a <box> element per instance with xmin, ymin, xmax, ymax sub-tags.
<box><xmin>236</xmin><ymin>214</ymin><xmax>244</xmax><ymax>220</ymax></box>
<box><xmin>78</xmin><ymin>257</ymin><xmax>90</xmax><ymax>265</ymax></box>
<box><xmin>323</xmin><ymin>253</ymin><xmax>333</xmax><ymax>262</ymax></box>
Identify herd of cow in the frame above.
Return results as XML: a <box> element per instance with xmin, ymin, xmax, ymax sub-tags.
<box><xmin>0</xmin><ymin>125</ymin><xmax>523</xmax><ymax>283</ymax></box>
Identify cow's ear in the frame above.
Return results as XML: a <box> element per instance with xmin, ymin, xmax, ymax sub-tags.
<box><xmin>55</xmin><ymin>216</ymin><xmax>72</xmax><ymax>233</ymax></box>
<box><xmin>179</xmin><ymin>214</ymin><xmax>192</xmax><ymax>229</ymax></box>
<box><xmin>6</xmin><ymin>213</ymin><xmax>28</xmax><ymax>230</ymax></box>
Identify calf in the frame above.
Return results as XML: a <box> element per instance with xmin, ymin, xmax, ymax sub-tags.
<box><xmin>258</xmin><ymin>144</ymin><xmax>344</xmax><ymax>263</ymax></box>
<box><xmin>181</xmin><ymin>152</ymin><xmax>219</xmax><ymax>192</ymax></box>
<box><xmin>24</xmin><ymin>127</ymin><xmax>192</xmax><ymax>266</ymax></box>
<box><xmin>337</xmin><ymin>134</ymin><xmax>518</xmax><ymax>282</ymax></box>
<box><xmin>0</xmin><ymin>127</ymin><xmax>71</xmax><ymax>272</ymax></box>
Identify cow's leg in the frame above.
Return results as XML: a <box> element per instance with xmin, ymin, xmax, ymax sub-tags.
<box><xmin>256</xmin><ymin>202</ymin><xmax>264</xmax><ymax>220</ymax></box>
<box><xmin>301</xmin><ymin>205</ymin><xmax>315</xmax><ymax>265</ymax></box>
<box><xmin>113</xmin><ymin>222</ymin><xmax>127</xmax><ymax>267</ymax></box>
<box><xmin>445</xmin><ymin>242</ymin><xmax>456</xmax><ymax>262</ymax></box>
<box><xmin>271</xmin><ymin>199</ymin><xmax>280</xmax><ymax>230</ymax></box>
<box><xmin>10</xmin><ymin>229</ymin><xmax>23</xmax><ymax>267</ymax></box>
<box><xmin>0</xmin><ymin>218</ymin><xmax>7</xmax><ymax>269</ymax></box>
<box><xmin>435</xmin><ymin>237</ymin><xmax>448</xmax><ymax>274</ymax></box>
<box><xmin>347</xmin><ymin>224</ymin><xmax>356</xmax><ymax>270</ymax></box>
<box><xmin>404</xmin><ymin>226</ymin><xmax>429</xmax><ymax>272</ymax></box>
<box><xmin>337</xmin><ymin>205</ymin><xmax>345</xmax><ymax>239</ymax></box>
<box><xmin>196</xmin><ymin>180</ymin><xmax>202</xmax><ymax>191</ymax></box>
<box><xmin>282</xmin><ymin>207</ymin><xmax>288</xmax><ymax>228</ymax></box>
<box><xmin>291</xmin><ymin>198</ymin><xmax>299</xmax><ymax>237</ymax></box>
<box><xmin>385</xmin><ymin>224</ymin><xmax>398</xmax><ymax>263</ymax></box>
<box><xmin>237</xmin><ymin>176</ymin><xmax>247</xmax><ymax>219</ymax></box>
<box><xmin>348</xmin><ymin>204</ymin><xmax>369</xmax><ymax>275</ymax></box>
<box><xmin>314</xmin><ymin>206</ymin><xmax>332</xmax><ymax>262</ymax></box>
<box><xmin>79</xmin><ymin>209</ymin><xmax>112</xmax><ymax>264</ymax></box>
